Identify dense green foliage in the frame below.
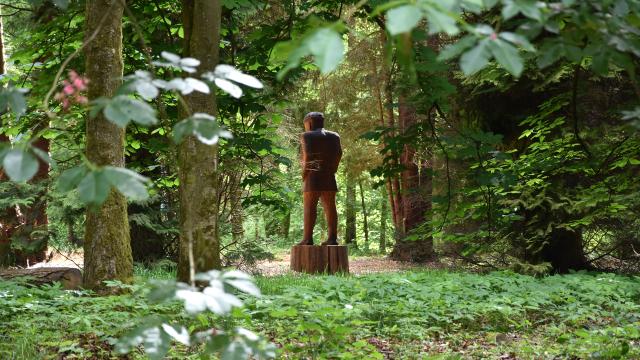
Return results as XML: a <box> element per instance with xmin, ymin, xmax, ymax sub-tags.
<box><xmin>2</xmin><ymin>267</ymin><xmax>639</xmax><ymax>359</ymax></box>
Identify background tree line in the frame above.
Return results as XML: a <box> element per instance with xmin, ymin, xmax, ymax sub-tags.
<box><xmin>0</xmin><ymin>0</ymin><xmax>638</xmax><ymax>296</ymax></box>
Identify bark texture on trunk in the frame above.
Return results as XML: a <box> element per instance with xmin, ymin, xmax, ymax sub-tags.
<box><xmin>358</xmin><ymin>180</ymin><xmax>369</xmax><ymax>249</ymax></box>
<box><xmin>541</xmin><ymin>228</ymin><xmax>588</xmax><ymax>273</ymax></box>
<box><xmin>344</xmin><ymin>171</ymin><xmax>357</xmax><ymax>246</ymax></box>
<box><xmin>177</xmin><ymin>0</ymin><xmax>222</xmax><ymax>283</ymax></box>
<box><xmin>0</xmin><ymin>12</ymin><xmax>10</xmax><ymax>265</ymax></box>
<box><xmin>384</xmin><ymin>79</ymin><xmax>403</xmax><ymax>233</ymax></box>
<box><xmin>379</xmin><ymin>186</ymin><xmax>387</xmax><ymax>253</ymax></box>
<box><xmin>83</xmin><ymin>0</ymin><xmax>133</xmax><ymax>291</ymax></box>
<box><xmin>0</xmin><ymin>5</ymin><xmax>5</xmax><ymax>74</ymax></box>
<box><xmin>0</xmin><ymin>135</ymin><xmax>13</xmax><ymax>266</ymax></box>
<box><xmin>230</xmin><ymin>181</ymin><xmax>245</xmax><ymax>244</ymax></box>
<box><xmin>390</xmin><ymin>94</ymin><xmax>434</xmax><ymax>262</ymax></box>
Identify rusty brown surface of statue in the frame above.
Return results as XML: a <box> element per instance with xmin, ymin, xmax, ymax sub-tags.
<box><xmin>299</xmin><ymin>112</ymin><xmax>342</xmax><ymax>246</ymax></box>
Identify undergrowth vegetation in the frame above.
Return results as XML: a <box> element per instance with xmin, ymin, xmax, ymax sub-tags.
<box><xmin>2</xmin><ymin>266</ymin><xmax>638</xmax><ymax>359</ymax></box>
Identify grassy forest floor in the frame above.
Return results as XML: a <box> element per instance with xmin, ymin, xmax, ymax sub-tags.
<box><xmin>2</xmin><ymin>258</ymin><xmax>640</xmax><ymax>359</ymax></box>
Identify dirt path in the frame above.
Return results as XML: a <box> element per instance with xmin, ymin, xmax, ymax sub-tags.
<box><xmin>33</xmin><ymin>250</ymin><xmax>442</xmax><ymax>276</ymax></box>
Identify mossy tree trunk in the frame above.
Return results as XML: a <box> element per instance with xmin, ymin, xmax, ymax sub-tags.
<box><xmin>177</xmin><ymin>0</ymin><xmax>222</xmax><ymax>283</ymax></box>
<box><xmin>83</xmin><ymin>0</ymin><xmax>133</xmax><ymax>291</ymax></box>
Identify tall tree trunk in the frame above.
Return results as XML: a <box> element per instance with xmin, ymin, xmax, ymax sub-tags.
<box><xmin>230</xmin><ymin>180</ymin><xmax>244</xmax><ymax>245</ymax></box>
<box><xmin>177</xmin><ymin>0</ymin><xmax>223</xmax><ymax>283</ymax></box>
<box><xmin>381</xmin><ymin>54</ymin><xmax>403</xmax><ymax>235</ymax></box>
<box><xmin>345</xmin><ymin>171</ymin><xmax>357</xmax><ymax>247</ymax></box>
<box><xmin>390</xmin><ymin>94</ymin><xmax>434</xmax><ymax>262</ymax></box>
<box><xmin>0</xmin><ymin>132</ymin><xmax>14</xmax><ymax>267</ymax></box>
<box><xmin>281</xmin><ymin>210</ymin><xmax>290</xmax><ymax>240</ymax></box>
<box><xmin>541</xmin><ymin>228</ymin><xmax>588</xmax><ymax>273</ymax></box>
<box><xmin>0</xmin><ymin>5</ymin><xmax>4</xmax><ymax>74</ymax></box>
<box><xmin>358</xmin><ymin>180</ymin><xmax>369</xmax><ymax>250</ymax></box>
<box><xmin>0</xmin><ymin>9</ymin><xmax>12</xmax><ymax>266</ymax></box>
<box><xmin>373</xmin><ymin>30</ymin><xmax>401</xmax><ymax>235</ymax></box>
<box><xmin>379</xmin><ymin>186</ymin><xmax>387</xmax><ymax>254</ymax></box>
<box><xmin>83</xmin><ymin>0</ymin><xmax>133</xmax><ymax>291</ymax></box>
<box><xmin>254</xmin><ymin>215</ymin><xmax>260</xmax><ymax>242</ymax></box>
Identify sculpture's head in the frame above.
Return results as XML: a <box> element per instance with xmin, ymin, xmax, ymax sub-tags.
<box><xmin>303</xmin><ymin>112</ymin><xmax>324</xmax><ymax>131</ymax></box>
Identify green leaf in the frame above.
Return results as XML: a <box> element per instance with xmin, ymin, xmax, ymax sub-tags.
<box><xmin>0</xmin><ymin>87</ymin><xmax>29</xmax><ymax>120</ymax></box>
<box><xmin>424</xmin><ymin>7</ymin><xmax>459</xmax><ymax>35</ymax></box>
<box><xmin>502</xmin><ymin>0</ymin><xmax>541</xmax><ymax>20</ymax></box>
<box><xmin>32</xmin><ymin>147</ymin><xmax>56</xmax><ymax>169</ymax></box>
<box><xmin>460</xmin><ymin>39</ymin><xmax>490</xmax><ymax>75</ymax></box>
<box><xmin>386</xmin><ymin>5</ymin><xmax>423</xmax><ymax>35</ymax></box>
<box><xmin>78</xmin><ymin>170</ymin><xmax>111</xmax><ymax>206</ymax></box>
<box><xmin>173</xmin><ymin>113</ymin><xmax>232</xmax><ymax>145</ymax></box>
<box><xmin>483</xmin><ymin>0</ymin><xmax>499</xmax><ymax>7</ymax></box>
<box><xmin>141</xmin><ymin>326</ymin><xmax>171</xmax><ymax>360</ymax></box>
<box><xmin>517</xmin><ymin>0</ymin><xmax>541</xmax><ymax>20</ymax></box>
<box><xmin>103</xmin><ymin>166</ymin><xmax>149</xmax><ymax>201</ymax></box>
<box><xmin>537</xmin><ymin>42</ymin><xmax>564</xmax><ymax>68</ymax></box>
<box><xmin>462</xmin><ymin>0</ymin><xmax>485</xmax><ymax>13</ymax></box>
<box><xmin>489</xmin><ymin>38</ymin><xmax>524</xmax><ymax>76</ymax></box>
<box><xmin>591</xmin><ymin>52</ymin><xmax>610</xmax><ymax>75</ymax></box>
<box><xmin>438</xmin><ymin>35</ymin><xmax>477</xmax><ymax>61</ymax></box>
<box><xmin>2</xmin><ymin>149</ymin><xmax>39</xmax><ymax>182</ymax></box>
<box><xmin>499</xmin><ymin>32</ymin><xmax>535</xmax><ymax>52</ymax></box>
<box><xmin>161</xmin><ymin>324</ymin><xmax>190</xmax><ymax>346</ymax></box>
<box><xmin>103</xmin><ymin>95</ymin><xmax>158</xmax><ymax>128</ymax></box>
<box><xmin>221</xmin><ymin>342</ymin><xmax>250</xmax><ymax>360</ymax></box>
<box><xmin>90</xmin><ymin>98</ymin><xmax>110</xmax><ymax>118</ymax></box>
<box><xmin>226</xmin><ymin>279</ymin><xmax>261</xmax><ymax>297</ymax></box>
<box><xmin>306</xmin><ymin>28</ymin><xmax>345</xmax><ymax>74</ymax></box>
<box><xmin>58</xmin><ymin>166</ymin><xmax>88</xmax><ymax>192</ymax></box>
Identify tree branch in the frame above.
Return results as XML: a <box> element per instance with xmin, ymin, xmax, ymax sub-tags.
<box><xmin>0</xmin><ymin>3</ymin><xmax>33</xmax><ymax>12</ymax></box>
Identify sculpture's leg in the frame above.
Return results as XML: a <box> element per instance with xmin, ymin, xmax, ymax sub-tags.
<box><xmin>300</xmin><ymin>191</ymin><xmax>320</xmax><ymax>245</ymax></box>
<box><xmin>320</xmin><ymin>191</ymin><xmax>338</xmax><ymax>245</ymax></box>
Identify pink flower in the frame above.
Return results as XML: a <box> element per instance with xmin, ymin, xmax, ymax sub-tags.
<box><xmin>75</xmin><ymin>95</ymin><xmax>88</xmax><ymax>104</ymax></box>
<box><xmin>490</xmin><ymin>32</ymin><xmax>498</xmax><ymax>40</ymax></box>
<box><xmin>63</xmin><ymin>84</ymin><xmax>75</xmax><ymax>95</ymax></box>
<box><xmin>55</xmin><ymin>69</ymin><xmax>90</xmax><ymax>112</ymax></box>
<box><xmin>73</xmin><ymin>77</ymin><xmax>87</xmax><ymax>91</ymax></box>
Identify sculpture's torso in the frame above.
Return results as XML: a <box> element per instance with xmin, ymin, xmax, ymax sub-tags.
<box><xmin>302</xmin><ymin>129</ymin><xmax>341</xmax><ymax>192</ymax></box>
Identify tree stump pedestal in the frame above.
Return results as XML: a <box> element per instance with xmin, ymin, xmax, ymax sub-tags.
<box><xmin>290</xmin><ymin>245</ymin><xmax>349</xmax><ymax>274</ymax></box>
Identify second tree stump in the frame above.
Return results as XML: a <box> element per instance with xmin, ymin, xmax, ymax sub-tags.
<box><xmin>290</xmin><ymin>245</ymin><xmax>349</xmax><ymax>274</ymax></box>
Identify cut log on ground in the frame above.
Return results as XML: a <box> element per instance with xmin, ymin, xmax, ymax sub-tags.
<box><xmin>290</xmin><ymin>245</ymin><xmax>349</xmax><ymax>274</ymax></box>
<box><xmin>0</xmin><ymin>267</ymin><xmax>82</xmax><ymax>289</ymax></box>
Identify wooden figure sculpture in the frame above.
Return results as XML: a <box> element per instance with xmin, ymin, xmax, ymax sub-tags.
<box><xmin>291</xmin><ymin>112</ymin><xmax>349</xmax><ymax>274</ymax></box>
